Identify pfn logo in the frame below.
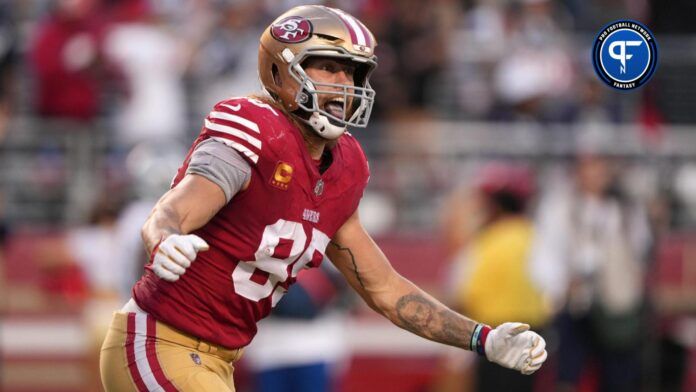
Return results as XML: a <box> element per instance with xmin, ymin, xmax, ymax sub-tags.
<box><xmin>592</xmin><ymin>20</ymin><xmax>658</xmax><ymax>90</ymax></box>
<box><xmin>608</xmin><ymin>40</ymin><xmax>642</xmax><ymax>74</ymax></box>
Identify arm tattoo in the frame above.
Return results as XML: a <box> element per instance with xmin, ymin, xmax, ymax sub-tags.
<box><xmin>329</xmin><ymin>241</ymin><xmax>366</xmax><ymax>289</ymax></box>
<box><xmin>395</xmin><ymin>293</ymin><xmax>474</xmax><ymax>349</ymax></box>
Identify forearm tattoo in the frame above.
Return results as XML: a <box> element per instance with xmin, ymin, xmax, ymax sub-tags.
<box><xmin>329</xmin><ymin>241</ymin><xmax>366</xmax><ymax>289</ymax></box>
<box><xmin>395</xmin><ymin>293</ymin><xmax>474</xmax><ymax>350</ymax></box>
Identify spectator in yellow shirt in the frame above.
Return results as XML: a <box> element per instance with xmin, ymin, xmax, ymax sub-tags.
<box><xmin>442</xmin><ymin>163</ymin><xmax>550</xmax><ymax>392</ymax></box>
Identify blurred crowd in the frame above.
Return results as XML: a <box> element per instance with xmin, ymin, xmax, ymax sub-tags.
<box><xmin>4</xmin><ymin>0</ymin><xmax>693</xmax><ymax>137</ymax></box>
<box><xmin>2</xmin><ymin>0</ymin><xmax>696</xmax><ymax>391</ymax></box>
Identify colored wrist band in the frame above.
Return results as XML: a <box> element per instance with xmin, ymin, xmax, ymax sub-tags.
<box><xmin>471</xmin><ymin>323</ymin><xmax>492</xmax><ymax>356</ymax></box>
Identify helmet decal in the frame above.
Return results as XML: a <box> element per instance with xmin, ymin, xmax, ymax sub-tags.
<box><xmin>271</xmin><ymin>16</ymin><xmax>313</xmax><ymax>44</ymax></box>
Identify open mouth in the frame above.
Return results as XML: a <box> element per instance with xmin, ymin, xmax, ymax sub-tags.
<box><xmin>323</xmin><ymin>98</ymin><xmax>345</xmax><ymax>119</ymax></box>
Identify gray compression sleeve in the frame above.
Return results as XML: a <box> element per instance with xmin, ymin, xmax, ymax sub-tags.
<box><xmin>185</xmin><ymin>138</ymin><xmax>252</xmax><ymax>202</ymax></box>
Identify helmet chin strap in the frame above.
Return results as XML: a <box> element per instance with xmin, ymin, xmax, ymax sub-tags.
<box><xmin>293</xmin><ymin>77</ymin><xmax>346</xmax><ymax>140</ymax></box>
<box><xmin>301</xmin><ymin>111</ymin><xmax>346</xmax><ymax>140</ymax></box>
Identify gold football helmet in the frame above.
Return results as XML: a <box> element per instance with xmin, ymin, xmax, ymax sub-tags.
<box><xmin>259</xmin><ymin>5</ymin><xmax>377</xmax><ymax>139</ymax></box>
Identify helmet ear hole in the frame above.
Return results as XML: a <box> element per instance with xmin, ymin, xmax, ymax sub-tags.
<box><xmin>272</xmin><ymin>63</ymin><xmax>282</xmax><ymax>87</ymax></box>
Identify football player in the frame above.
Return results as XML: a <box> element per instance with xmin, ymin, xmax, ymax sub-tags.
<box><xmin>100</xmin><ymin>5</ymin><xmax>547</xmax><ymax>391</ymax></box>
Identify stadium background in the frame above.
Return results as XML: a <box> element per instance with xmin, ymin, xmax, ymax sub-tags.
<box><xmin>1</xmin><ymin>0</ymin><xmax>696</xmax><ymax>391</ymax></box>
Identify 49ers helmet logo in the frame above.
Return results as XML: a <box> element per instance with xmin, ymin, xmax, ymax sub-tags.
<box><xmin>271</xmin><ymin>16</ymin><xmax>313</xmax><ymax>43</ymax></box>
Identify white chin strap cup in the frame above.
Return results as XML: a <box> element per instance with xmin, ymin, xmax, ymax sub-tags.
<box><xmin>307</xmin><ymin>111</ymin><xmax>346</xmax><ymax>140</ymax></box>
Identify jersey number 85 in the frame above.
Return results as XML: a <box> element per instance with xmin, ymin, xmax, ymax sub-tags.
<box><xmin>231</xmin><ymin>219</ymin><xmax>330</xmax><ymax>305</ymax></box>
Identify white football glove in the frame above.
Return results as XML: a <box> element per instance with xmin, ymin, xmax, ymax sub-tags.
<box><xmin>152</xmin><ymin>234</ymin><xmax>209</xmax><ymax>282</ymax></box>
<box><xmin>485</xmin><ymin>322</ymin><xmax>548</xmax><ymax>375</ymax></box>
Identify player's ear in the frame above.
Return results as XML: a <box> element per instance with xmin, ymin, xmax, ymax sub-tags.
<box><xmin>272</xmin><ymin>64</ymin><xmax>282</xmax><ymax>87</ymax></box>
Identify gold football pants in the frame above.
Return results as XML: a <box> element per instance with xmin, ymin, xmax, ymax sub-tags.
<box><xmin>100</xmin><ymin>312</ymin><xmax>243</xmax><ymax>391</ymax></box>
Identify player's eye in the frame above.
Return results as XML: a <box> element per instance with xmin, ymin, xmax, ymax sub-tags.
<box><xmin>321</xmin><ymin>62</ymin><xmax>336</xmax><ymax>72</ymax></box>
<box><xmin>343</xmin><ymin>65</ymin><xmax>355</xmax><ymax>77</ymax></box>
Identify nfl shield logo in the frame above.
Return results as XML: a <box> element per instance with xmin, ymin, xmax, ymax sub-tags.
<box><xmin>190</xmin><ymin>353</ymin><xmax>202</xmax><ymax>365</ymax></box>
<box><xmin>314</xmin><ymin>179</ymin><xmax>324</xmax><ymax>196</ymax></box>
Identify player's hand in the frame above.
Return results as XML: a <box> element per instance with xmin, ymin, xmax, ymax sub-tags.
<box><xmin>485</xmin><ymin>322</ymin><xmax>547</xmax><ymax>375</ymax></box>
<box><xmin>152</xmin><ymin>234</ymin><xmax>209</xmax><ymax>282</ymax></box>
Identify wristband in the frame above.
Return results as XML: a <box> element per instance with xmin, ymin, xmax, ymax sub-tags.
<box><xmin>470</xmin><ymin>323</ymin><xmax>492</xmax><ymax>356</ymax></box>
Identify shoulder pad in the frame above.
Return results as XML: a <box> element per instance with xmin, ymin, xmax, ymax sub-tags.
<box><xmin>201</xmin><ymin>97</ymin><xmax>283</xmax><ymax>166</ymax></box>
<box><xmin>340</xmin><ymin>132</ymin><xmax>370</xmax><ymax>184</ymax></box>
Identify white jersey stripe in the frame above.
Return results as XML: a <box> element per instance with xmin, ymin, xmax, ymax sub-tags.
<box><xmin>335</xmin><ymin>9</ymin><xmax>366</xmax><ymax>46</ymax></box>
<box><xmin>133</xmin><ymin>314</ymin><xmax>164</xmax><ymax>392</ymax></box>
<box><xmin>210</xmin><ymin>110</ymin><xmax>260</xmax><ymax>134</ymax></box>
<box><xmin>211</xmin><ymin>136</ymin><xmax>260</xmax><ymax>164</ymax></box>
<box><xmin>205</xmin><ymin>118</ymin><xmax>262</xmax><ymax>149</ymax></box>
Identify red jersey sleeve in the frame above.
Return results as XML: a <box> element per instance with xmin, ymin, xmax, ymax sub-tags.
<box><xmin>200</xmin><ymin>97</ymin><xmax>283</xmax><ymax>165</ymax></box>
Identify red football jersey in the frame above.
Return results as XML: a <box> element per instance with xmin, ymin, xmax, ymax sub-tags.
<box><xmin>132</xmin><ymin>97</ymin><xmax>370</xmax><ymax>349</ymax></box>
